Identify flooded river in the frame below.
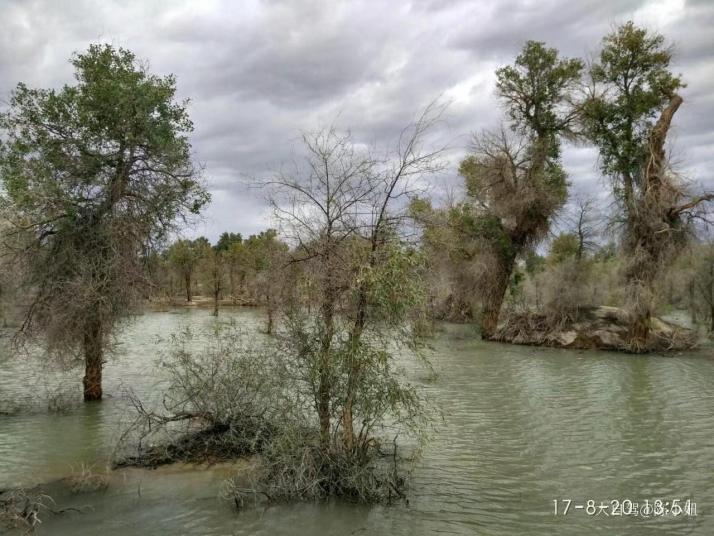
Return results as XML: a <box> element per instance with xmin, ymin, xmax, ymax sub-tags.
<box><xmin>1</xmin><ymin>308</ymin><xmax>713</xmax><ymax>535</ymax></box>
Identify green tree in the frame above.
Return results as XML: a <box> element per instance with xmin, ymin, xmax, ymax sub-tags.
<box><xmin>244</xmin><ymin>229</ymin><xmax>287</xmax><ymax>333</ymax></box>
<box><xmin>225</xmin><ymin>240</ymin><xmax>248</xmax><ymax>304</ymax></box>
<box><xmin>214</xmin><ymin>232</ymin><xmax>244</xmax><ymax>307</ymax></box>
<box><xmin>0</xmin><ymin>44</ymin><xmax>208</xmax><ymax>400</ymax></box>
<box><xmin>459</xmin><ymin>41</ymin><xmax>581</xmax><ymax>338</ymax></box>
<box><xmin>496</xmin><ymin>40</ymin><xmax>583</xmax><ymax>156</ymax></box>
<box><xmin>215</xmin><ymin>232</ymin><xmax>242</xmax><ymax>252</ymax></box>
<box><xmin>548</xmin><ymin>233</ymin><xmax>580</xmax><ymax>264</ymax></box>
<box><xmin>168</xmin><ymin>237</ymin><xmax>210</xmax><ymax>302</ymax></box>
<box><xmin>584</xmin><ymin>21</ymin><xmax>684</xmax><ymax>210</ymax></box>
<box><xmin>583</xmin><ymin>22</ymin><xmax>712</xmax><ymax>350</ymax></box>
<box><xmin>201</xmin><ymin>243</ymin><xmax>227</xmax><ymax>316</ymax></box>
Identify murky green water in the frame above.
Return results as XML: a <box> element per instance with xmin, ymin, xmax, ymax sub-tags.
<box><xmin>1</xmin><ymin>308</ymin><xmax>713</xmax><ymax>535</ymax></box>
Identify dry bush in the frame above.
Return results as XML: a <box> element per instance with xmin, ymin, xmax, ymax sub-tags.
<box><xmin>116</xmin><ymin>323</ymin><xmax>283</xmax><ymax>468</ymax></box>
<box><xmin>119</xmin><ymin>317</ymin><xmax>426</xmax><ymax>505</ymax></box>
<box><xmin>67</xmin><ymin>464</ymin><xmax>109</xmax><ymax>494</ymax></box>
<box><xmin>227</xmin><ymin>427</ymin><xmax>415</xmax><ymax>505</ymax></box>
<box><xmin>538</xmin><ymin>259</ymin><xmax>593</xmax><ymax>323</ymax></box>
<box><xmin>0</xmin><ymin>489</ymin><xmax>53</xmax><ymax>534</ymax></box>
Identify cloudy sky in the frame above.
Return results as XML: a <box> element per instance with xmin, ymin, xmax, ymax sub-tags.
<box><xmin>1</xmin><ymin>0</ymin><xmax>712</xmax><ymax>241</ymax></box>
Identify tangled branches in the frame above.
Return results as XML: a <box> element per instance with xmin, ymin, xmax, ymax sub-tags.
<box><xmin>116</xmin><ymin>324</ymin><xmax>281</xmax><ymax>468</ymax></box>
<box><xmin>1</xmin><ymin>489</ymin><xmax>47</xmax><ymax>533</ymax></box>
<box><xmin>118</xmin><ymin>319</ymin><xmax>427</xmax><ymax>505</ymax></box>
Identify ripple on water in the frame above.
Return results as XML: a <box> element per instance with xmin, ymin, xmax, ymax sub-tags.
<box><xmin>1</xmin><ymin>310</ymin><xmax>713</xmax><ymax>535</ymax></box>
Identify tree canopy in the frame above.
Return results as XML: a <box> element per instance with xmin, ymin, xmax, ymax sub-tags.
<box><xmin>0</xmin><ymin>44</ymin><xmax>209</xmax><ymax>399</ymax></box>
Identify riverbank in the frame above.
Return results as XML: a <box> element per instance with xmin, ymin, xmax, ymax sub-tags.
<box><xmin>492</xmin><ymin>306</ymin><xmax>698</xmax><ymax>352</ymax></box>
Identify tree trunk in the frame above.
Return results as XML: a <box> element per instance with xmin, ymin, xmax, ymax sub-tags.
<box><xmin>481</xmin><ymin>258</ymin><xmax>514</xmax><ymax>340</ymax></box>
<box><xmin>185</xmin><ymin>272</ymin><xmax>192</xmax><ymax>302</ymax></box>
<box><xmin>341</xmin><ymin>339</ymin><xmax>360</xmax><ymax>452</ymax></box>
<box><xmin>628</xmin><ymin>312</ymin><xmax>650</xmax><ymax>353</ymax></box>
<box><xmin>265</xmin><ymin>286</ymin><xmax>274</xmax><ymax>334</ymax></box>
<box><xmin>212</xmin><ymin>286</ymin><xmax>219</xmax><ymax>316</ymax></box>
<box><xmin>343</xmin><ymin>399</ymin><xmax>354</xmax><ymax>452</ymax></box>
<box><xmin>83</xmin><ymin>318</ymin><xmax>103</xmax><ymax>401</ymax></box>
<box><xmin>239</xmin><ymin>272</ymin><xmax>246</xmax><ymax>303</ymax></box>
<box><xmin>229</xmin><ymin>267</ymin><xmax>236</xmax><ymax>305</ymax></box>
<box><xmin>317</xmin><ymin>287</ymin><xmax>336</xmax><ymax>445</ymax></box>
<box><xmin>623</xmin><ymin>96</ymin><xmax>684</xmax><ymax>352</ymax></box>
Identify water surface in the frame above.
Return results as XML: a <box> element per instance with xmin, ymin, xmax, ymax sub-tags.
<box><xmin>1</xmin><ymin>309</ymin><xmax>712</xmax><ymax>535</ymax></box>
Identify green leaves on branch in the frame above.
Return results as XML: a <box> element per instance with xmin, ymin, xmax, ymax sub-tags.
<box><xmin>0</xmin><ymin>43</ymin><xmax>209</xmax><ymax>373</ymax></box>
<box><xmin>356</xmin><ymin>242</ymin><xmax>426</xmax><ymax>328</ymax></box>
<box><xmin>496</xmin><ymin>40</ymin><xmax>583</xmax><ymax>157</ymax></box>
<box><xmin>582</xmin><ymin>22</ymin><xmax>684</xmax><ymax>201</ymax></box>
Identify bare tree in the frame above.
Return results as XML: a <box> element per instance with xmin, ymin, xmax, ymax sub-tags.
<box><xmin>564</xmin><ymin>196</ymin><xmax>601</xmax><ymax>261</ymax></box>
<box><xmin>269</xmin><ymin>103</ymin><xmax>446</xmax><ymax>450</ymax></box>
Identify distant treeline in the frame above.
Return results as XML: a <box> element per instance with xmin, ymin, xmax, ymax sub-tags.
<box><xmin>144</xmin><ymin>230</ymin><xmax>287</xmax><ymax>314</ymax></box>
<box><xmin>1</xmin><ymin>21</ymin><xmax>713</xmax><ymax>397</ymax></box>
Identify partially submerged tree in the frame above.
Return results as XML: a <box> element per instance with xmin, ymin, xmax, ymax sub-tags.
<box><xmin>244</xmin><ymin>230</ymin><xmax>288</xmax><ymax>333</ymax></box>
<box><xmin>583</xmin><ymin>22</ymin><xmax>712</xmax><ymax>350</ymax></box>
<box><xmin>215</xmin><ymin>232</ymin><xmax>243</xmax><ymax>304</ymax></box>
<box><xmin>123</xmin><ymin>110</ymin><xmax>445</xmax><ymax>503</ymax></box>
<box><xmin>265</xmin><ymin>106</ymin><xmax>444</xmax><ymax>496</ymax></box>
<box><xmin>459</xmin><ymin>41</ymin><xmax>582</xmax><ymax>338</ymax></box>
<box><xmin>167</xmin><ymin>237</ymin><xmax>209</xmax><ymax>302</ymax></box>
<box><xmin>0</xmin><ymin>44</ymin><xmax>209</xmax><ymax>400</ymax></box>
<box><xmin>201</xmin><ymin>245</ymin><xmax>226</xmax><ymax>316</ymax></box>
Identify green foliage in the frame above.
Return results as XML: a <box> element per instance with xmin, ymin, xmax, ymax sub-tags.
<box><xmin>496</xmin><ymin>40</ymin><xmax>583</xmax><ymax>157</ymax></box>
<box><xmin>215</xmin><ymin>232</ymin><xmax>243</xmax><ymax>252</ymax></box>
<box><xmin>244</xmin><ymin>229</ymin><xmax>285</xmax><ymax>271</ymax></box>
<box><xmin>448</xmin><ymin>203</ymin><xmax>514</xmax><ymax>260</ymax></box>
<box><xmin>548</xmin><ymin>232</ymin><xmax>580</xmax><ymax>264</ymax></box>
<box><xmin>593</xmin><ymin>242</ymin><xmax>618</xmax><ymax>262</ymax></box>
<box><xmin>0</xmin><ymin>44</ymin><xmax>209</xmax><ymax>221</ymax></box>
<box><xmin>407</xmin><ymin>197</ymin><xmax>433</xmax><ymax>219</ymax></box>
<box><xmin>524</xmin><ymin>251</ymin><xmax>546</xmax><ymax>276</ymax></box>
<box><xmin>0</xmin><ymin>44</ymin><xmax>209</xmax><ymax>372</ymax></box>
<box><xmin>118</xmin><ymin>323</ymin><xmax>284</xmax><ymax>468</ymax></box>
<box><xmin>168</xmin><ymin>238</ymin><xmax>210</xmax><ymax>273</ymax></box>
<box><xmin>358</xmin><ymin>242</ymin><xmax>426</xmax><ymax>329</ymax></box>
<box><xmin>583</xmin><ymin>21</ymin><xmax>684</xmax><ymax>198</ymax></box>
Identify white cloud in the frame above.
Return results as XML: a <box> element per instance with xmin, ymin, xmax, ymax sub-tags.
<box><xmin>0</xmin><ymin>0</ymin><xmax>712</xmax><ymax>242</ymax></box>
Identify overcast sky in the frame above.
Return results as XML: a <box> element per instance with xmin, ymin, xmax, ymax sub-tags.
<box><xmin>1</xmin><ymin>0</ymin><xmax>712</xmax><ymax>242</ymax></box>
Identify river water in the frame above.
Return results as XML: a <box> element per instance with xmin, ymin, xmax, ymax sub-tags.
<box><xmin>1</xmin><ymin>308</ymin><xmax>713</xmax><ymax>535</ymax></box>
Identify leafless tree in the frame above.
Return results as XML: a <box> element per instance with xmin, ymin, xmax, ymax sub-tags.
<box><xmin>564</xmin><ymin>196</ymin><xmax>601</xmax><ymax>261</ymax></box>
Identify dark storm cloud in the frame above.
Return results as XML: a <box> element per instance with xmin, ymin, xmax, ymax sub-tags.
<box><xmin>0</xmin><ymin>0</ymin><xmax>712</xmax><ymax>241</ymax></box>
